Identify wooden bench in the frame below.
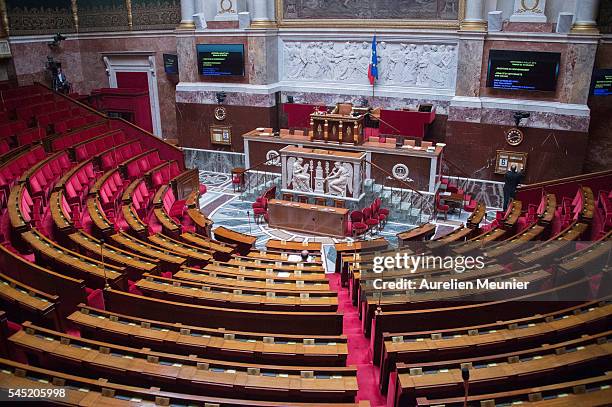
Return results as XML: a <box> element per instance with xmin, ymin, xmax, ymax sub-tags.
<box><xmin>180</xmin><ymin>232</ymin><xmax>235</xmax><ymax>261</ymax></box>
<box><xmin>136</xmin><ymin>273</ymin><xmax>337</xmax><ymax>312</ymax></box>
<box><xmin>86</xmin><ymin>195</ymin><xmax>114</xmax><ymax>238</ymax></box>
<box><xmin>0</xmin><ymin>357</ymin><xmax>369</xmax><ymax>407</ymax></box>
<box><xmin>0</xmin><ymin>272</ymin><xmax>62</xmax><ymax>330</ymax></box>
<box><xmin>414</xmin><ymin>373</ymin><xmax>611</xmax><ymax>407</ymax></box>
<box><xmin>334</xmin><ymin>238</ymin><xmax>389</xmax><ymax>286</ymax></box>
<box><xmin>22</xmin><ymin>228</ymin><xmax>127</xmax><ymax>290</ymax></box>
<box><xmin>104</xmin><ymin>288</ymin><xmax>344</xmax><ymax>335</ymax></box>
<box><xmin>12</xmin><ymin>322</ymin><xmax>358</xmax><ymax>403</ymax></box>
<box><xmin>68</xmin><ymin>230</ymin><xmax>159</xmax><ymax>280</ymax></box>
<box><xmin>396</xmin><ymin>223</ymin><xmax>436</xmax><ymax>246</ymax></box>
<box><xmin>379</xmin><ymin>299</ymin><xmax>612</xmax><ymax>393</ymax></box>
<box><xmin>176</xmin><ymin>267</ymin><xmax>330</xmax><ymax>290</ymax></box>
<box><xmin>110</xmin><ymin>232</ymin><xmax>186</xmax><ymax>272</ymax></box>
<box><xmin>213</xmin><ymin>226</ymin><xmax>257</xmax><ymax>255</ymax></box>
<box><xmin>148</xmin><ymin>233</ymin><xmax>212</xmax><ymax>265</ymax></box>
<box><xmin>370</xmin><ymin>277</ymin><xmax>592</xmax><ymax>368</ymax></box>
<box><xmin>121</xmin><ymin>203</ymin><xmax>148</xmax><ymax>239</ymax></box>
<box><xmin>390</xmin><ymin>332</ymin><xmax>611</xmax><ymax>406</ymax></box>
<box><xmin>0</xmin><ymin>242</ymin><xmax>85</xmax><ymax>318</ymax></box>
<box><xmin>68</xmin><ymin>304</ymin><xmax>349</xmax><ymax>367</ymax></box>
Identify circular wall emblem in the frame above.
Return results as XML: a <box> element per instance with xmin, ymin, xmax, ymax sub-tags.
<box><xmin>520</xmin><ymin>0</ymin><xmax>540</xmax><ymax>12</ymax></box>
<box><xmin>266</xmin><ymin>150</ymin><xmax>281</xmax><ymax>167</ymax></box>
<box><xmin>392</xmin><ymin>164</ymin><xmax>410</xmax><ymax>180</ymax></box>
<box><xmin>220</xmin><ymin>0</ymin><xmax>233</xmax><ymax>13</ymax></box>
<box><xmin>214</xmin><ymin>106</ymin><xmax>227</xmax><ymax>121</ymax></box>
<box><xmin>505</xmin><ymin>128</ymin><xmax>524</xmax><ymax>146</ymax></box>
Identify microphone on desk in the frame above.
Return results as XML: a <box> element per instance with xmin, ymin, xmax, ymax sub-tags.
<box><xmin>246</xmin><ymin>211</ymin><xmax>252</xmax><ymax>234</ymax></box>
<box><xmin>462</xmin><ymin>366</ymin><xmax>470</xmax><ymax>407</ymax></box>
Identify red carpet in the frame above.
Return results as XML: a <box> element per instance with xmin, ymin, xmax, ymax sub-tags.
<box><xmin>327</xmin><ymin>273</ymin><xmax>386</xmax><ymax>407</ymax></box>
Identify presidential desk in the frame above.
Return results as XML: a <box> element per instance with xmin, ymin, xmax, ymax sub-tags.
<box><xmin>243</xmin><ymin>129</ymin><xmax>444</xmax><ymax>192</ymax></box>
<box><xmin>267</xmin><ymin>199</ymin><xmax>349</xmax><ymax>238</ymax></box>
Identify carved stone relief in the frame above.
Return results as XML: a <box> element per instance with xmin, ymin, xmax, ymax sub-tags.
<box><xmin>282</xmin><ymin>40</ymin><xmax>457</xmax><ymax>90</ymax></box>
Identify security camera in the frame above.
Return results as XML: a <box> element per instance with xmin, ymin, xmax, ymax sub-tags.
<box><xmin>48</xmin><ymin>33</ymin><xmax>67</xmax><ymax>49</ymax></box>
<box><xmin>513</xmin><ymin>111</ymin><xmax>530</xmax><ymax>127</ymax></box>
<box><xmin>215</xmin><ymin>91</ymin><xmax>227</xmax><ymax>104</ymax></box>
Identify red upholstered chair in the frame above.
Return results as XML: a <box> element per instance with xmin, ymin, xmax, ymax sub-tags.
<box><xmin>375</xmin><ymin>198</ymin><xmax>389</xmax><ymax>215</ymax></box>
<box><xmin>232</xmin><ymin>174</ymin><xmax>242</xmax><ymax>192</ymax></box>
<box><xmin>464</xmin><ymin>199</ymin><xmax>478</xmax><ymax>213</ymax></box>
<box><xmin>362</xmin><ymin>207</ymin><xmax>379</xmax><ymax>232</ymax></box>
<box><xmin>435</xmin><ymin>194</ymin><xmax>449</xmax><ymax>220</ymax></box>
<box><xmin>349</xmin><ymin>210</ymin><xmax>368</xmax><ymax>237</ymax></box>
<box><xmin>371</xmin><ymin>201</ymin><xmax>386</xmax><ymax>228</ymax></box>
<box><xmin>253</xmin><ymin>206</ymin><xmax>267</xmax><ymax>224</ymax></box>
<box><xmin>86</xmin><ymin>288</ymin><xmax>105</xmax><ymax>310</ymax></box>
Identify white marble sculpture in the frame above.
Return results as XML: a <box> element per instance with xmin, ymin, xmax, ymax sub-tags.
<box><xmin>325</xmin><ymin>162</ymin><xmax>353</xmax><ymax>197</ymax></box>
<box><xmin>282</xmin><ymin>40</ymin><xmax>457</xmax><ymax>89</ymax></box>
<box><xmin>287</xmin><ymin>157</ymin><xmax>312</xmax><ymax>192</ymax></box>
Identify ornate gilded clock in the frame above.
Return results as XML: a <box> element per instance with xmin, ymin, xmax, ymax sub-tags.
<box><xmin>214</xmin><ymin>106</ymin><xmax>227</xmax><ymax>121</ymax></box>
<box><xmin>505</xmin><ymin>128</ymin><xmax>524</xmax><ymax>146</ymax></box>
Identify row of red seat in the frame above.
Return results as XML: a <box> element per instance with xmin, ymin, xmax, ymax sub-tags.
<box><xmin>100</xmin><ymin>140</ymin><xmax>143</xmax><ymax>171</ymax></box>
<box><xmin>53</xmin><ymin>113</ymin><xmax>101</xmax><ymax>135</ymax></box>
<box><xmin>37</xmin><ymin>106</ymin><xmax>85</xmax><ymax>129</ymax></box>
<box><xmin>161</xmin><ymin>186</ymin><xmax>186</xmax><ymax>220</ymax></box>
<box><xmin>125</xmin><ymin>150</ymin><xmax>163</xmax><ymax>179</ymax></box>
<box><xmin>17</xmin><ymin>99</ymin><xmax>70</xmax><ymax>123</ymax></box>
<box><xmin>64</xmin><ymin>162</ymin><xmax>97</xmax><ymax>208</ymax></box>
<box><xmin>51</xmin><ymin>122</ymin><xmax>111</xmax><ymax>151</ymax></box>
<box><xmin>348</xmin><ymin>198</ymin><xmax>389</xmax><ymax>237</ymax></box>
<box><xmin>0</xmin><ymin>120</ymin><xmax>27</xmax><ymax>140</ymax></box>
<box><xmin>27</xmin><ymin>151</ymin><xmax>72</xmax><ymax>205</ymax></box>
<box><xmin>130</xmin><ymin>180</ymin><xmax>152</xmax><ymax>218</ymax></box>
<box><xmin>150</xmin><ymin>160</ymin><xmax>181</xmax><ymax>189</ymax></box>
<box><xmin>0</xmin><ymin>139</ymin><xmax>9</xmax><ymax>155</ymax></box>
<box><xmin>0</xmin><ymin>145</ymin><xmax>46</xmax><ymax>192</ymax></box>
<box><xmin>73</xmin><ymin>130</ymin><xmax>128</xmax><ymax>162</ymax></box>
<box><xmin>15</xmin><ymin>127</ymin><xmax>45</xmax><ymax>146</ymax></box>
<box><xmin>0</xmin><ymin>87</ymin><xmax>51</xmax><ymax>112</ymax></box>
<box><xmin>99</xmin><ymin>171</ymin><xmax>128</xmax><ymax>219</ymax></box>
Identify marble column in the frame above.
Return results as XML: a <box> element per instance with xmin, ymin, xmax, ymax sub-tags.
<box><xmin>178</xmin><ymin>0</ymin><xmax>196</xmax><ymax>29</ymax></box>
<box><xmin>455</xmin><ymin>32</ymin><xmax>486</xmax><ymax>97</ymax></box>
<box><xmin>461</xmin><ymin>0</ymin><xmax>486</xmax><ymax>31</ymax></box>
<box><xmin>572</xmin><ymin>0</ymin><xmax>600</xmax><ymax>34</ymax></box>
<box><xmin>251</xmin><ymin>0</ymin><xmax>275</xmax><ymax>28</ymax></box>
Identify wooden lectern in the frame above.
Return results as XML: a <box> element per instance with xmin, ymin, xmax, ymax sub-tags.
<box><xmin>309</xmin><ymin>103</ymin><xmax>364</xmax><ymax>145</ymax></box>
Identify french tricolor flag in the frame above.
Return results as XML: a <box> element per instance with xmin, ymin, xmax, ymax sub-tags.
<box><xmin>368</xmin><ymin>35</ymin><xmax>378</xmax><ymax>86</ymax></box>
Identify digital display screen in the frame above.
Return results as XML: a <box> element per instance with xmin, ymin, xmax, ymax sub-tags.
<box><xmin>197</xmin><ymin>44</ymin><xmax>244</xmax><ymax>77</ymax></box>
<box><xmin>163</xmin><ymin>54</ymin><xmax>178</xmax><ymax>74</ymax></box>
<box><xmin>591</xmin><ymin>69</ymin><xmax>612</xmax><ymax>96</ymax></box>
<box><xmin>486</xmin><ymin>50</ymin><xmax>560</xmax><ymax>92</ymax></box>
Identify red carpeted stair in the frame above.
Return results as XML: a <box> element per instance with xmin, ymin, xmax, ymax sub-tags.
<box><xmin>327</xmin><ymin>273</ymin><xmax>386</xmax><ymax>407</ymax></box>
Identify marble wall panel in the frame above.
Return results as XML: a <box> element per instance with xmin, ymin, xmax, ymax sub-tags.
<box><xmin>10</xmin><ymin>39</ymin><xmax>85</xmax><ymax>91</ymax></box>
<box><xmin>455</xmin><ymin>37</ymin><xmax>484</xmax><ymax>97</ymax></box>
<box><xmin>176</xmin><ymin>102</ymin><xmax>278</xmax><ymax>151</ymax></box>
<box><xmin>445</xmin><ymin>120</ymin><xmax>589</xmax><ymax>183</ymax></box>
<box><xmin>247</xmin><ymin>35</ymin><xmax>278</xmax><ymax>85</ymax></box>
<box><xmin>559</xmin><ymin>42</ymin><xmax>598</xmax><ymax>105</ymax></box>
<box><xmin>176</xmin><ymin>34</ymin><xmax>198</xmax><ymax>83</ymax></box>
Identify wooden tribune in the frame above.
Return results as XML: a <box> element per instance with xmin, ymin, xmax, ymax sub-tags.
<box><xmin>267</xmin><ymin>199</ymin><xmax>349</xmax><ymax>238</ymax></box>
